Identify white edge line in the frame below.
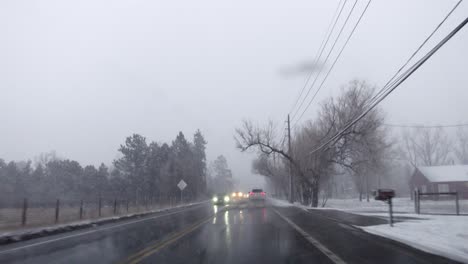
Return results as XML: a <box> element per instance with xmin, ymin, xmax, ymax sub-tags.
<box><xmin>0</xmin><ymin>203</ymin><xmax>206</xmax><ymax>255</ymax></box>
<box><xmin>273</xmin><ymin>208</ymin><xmax>347</xmax><ymax>264</ymax></box>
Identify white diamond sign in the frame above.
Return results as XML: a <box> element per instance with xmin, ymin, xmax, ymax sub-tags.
<box><xmin>177</xmin><ymin>180</ymin><xmax>187</xmax><ymax>191</ymax></box>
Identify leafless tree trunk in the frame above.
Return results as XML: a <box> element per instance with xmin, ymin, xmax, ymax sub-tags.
<box><xmin>402</xmin><ymin>127</ymin><xmax>452</xmax><ymax>166</ymax></box>
<box><xmin>455</xmin><ymin>127</ymin><xmax>468</xmax><ymax>164</ymax></box>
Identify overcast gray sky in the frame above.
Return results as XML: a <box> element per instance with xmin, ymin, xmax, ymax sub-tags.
<box><xmin>1</xmin><ymin>0</ymin><xmax>467</xmax><ymax>190</ymax></box>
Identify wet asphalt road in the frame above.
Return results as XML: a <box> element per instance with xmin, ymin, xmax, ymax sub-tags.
<box><xmin>0</xmin><ymin>200</ymin><xmax>460</xmax><ymax>264</ymax></box>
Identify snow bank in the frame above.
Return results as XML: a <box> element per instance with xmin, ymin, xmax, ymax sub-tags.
<box><xmin>322</xmin><ymin>199</ymin><xmax>468</xmax><ymax>262</ymax></box>
<box><xmin>323</xmin><ymin>198</ymin><xmax>415</xmax><ymax>213</ymax></box>
<box><xmin>0</xmin><ymin>201</ymin><xmax>207</xmax><ymax>245</ymax></box>
<box><xmin>360</xmin><ymin>214</ymin><xmax>468</xmax><ymax>263</ymax></box>
<box><xmin>271</xmin><ymin>198</ymin><xmax>468</xmax><ymax>263</ymax></box>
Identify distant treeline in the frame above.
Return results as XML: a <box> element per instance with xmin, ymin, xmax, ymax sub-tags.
<box><xmin>0</xmin><ymin>130</ymin><xmax>207</xmax><ymax>206</ymax></box>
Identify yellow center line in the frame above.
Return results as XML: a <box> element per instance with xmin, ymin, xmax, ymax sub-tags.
<box><xmin>120</xmin><ymin>207</ymin><xmax>225</xmax><ymax>264</ymax></box>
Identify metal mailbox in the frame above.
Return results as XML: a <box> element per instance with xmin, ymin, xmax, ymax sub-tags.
<box><xmin>373</xmin><ymin>189</ymin><xmax>395</xmax><ymax>201</ymax></box>
<box><xmin>373</xmin><ymin>188</ymin><xmax>396</xmax><ymax>227</ymax></box>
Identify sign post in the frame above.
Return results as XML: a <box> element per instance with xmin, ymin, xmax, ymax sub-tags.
<box><xmin>177</xmin><ymin>180</ymin><xmax>187</xmax><ymax>204</ymax></box>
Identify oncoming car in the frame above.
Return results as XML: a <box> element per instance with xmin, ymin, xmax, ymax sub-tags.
<box><xmin>230</xmin><ymin>191</ymin><xmax>245</xmax><ymax>201</ymax></box>
<box><xmin>212</xmin><ymin>193</ymin><xmax>230</xmax><ymax>205</ymax></box>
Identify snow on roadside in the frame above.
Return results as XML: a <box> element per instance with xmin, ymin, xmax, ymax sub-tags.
<box><xmin>324</xmin><ymin>200</ymin><xmax>468</xmax><ymax>263</ymax></box>
<box><xmin>271</xmin><ymin>198</ymin><xmax>468</xmax><ymax>263</ymax></box>
<box><xmin>323</xmin><ymin>198</ymin><xmax>415</xmax><ymax>213</ymax></box>
<box><xmin>360</xmin><ymin>214</ymin><xmax>468</xmax><ymax>263</ymax></box>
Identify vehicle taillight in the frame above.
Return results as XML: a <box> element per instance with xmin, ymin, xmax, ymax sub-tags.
<box><xmin>261</xmin><ymin>192</ymin><xmax>265</xmax><ymax>196</ymax></box>
<box><xmin>249</xmin><ymin>192</ymin><xmax>254</xmax><ymax>196</ymax></box>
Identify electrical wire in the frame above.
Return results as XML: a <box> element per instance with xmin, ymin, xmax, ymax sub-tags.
<box><xmin>290</xmin><ymin>0</ymin><xmax>359</xmax><ymax>123</ymax></box>
<box><xmin>293</xmin><ymin>0</ymin><xmax>373</xmax><ymax>127</ymax></box>
<box><xmin>383</xmin><ymin>123</ymin><xmax>468</xmax><ymax>128</ymax></box>
<box><xmin>365</xmin><ymin>0</ymin><xmax>463</xmax><ymax>109</ymax></box>
<box><xmin>288</xmin><ymin>0</ymin><xmax>346</xmax><ymax>116</ymax></box>
<box><xmin>308</xmin><ymin>16</ymin><xmax>468</xmax><ymax>155</ymax></box>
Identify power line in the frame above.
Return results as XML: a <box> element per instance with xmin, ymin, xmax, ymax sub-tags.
<box><xmin>309</xmin><ymin>16</ymin><xmax>468</xmax><ymax>155</ymax></box>
<box><xmin>288</xmin><ymin>0</ymin><xmax>346</xmax><ymax>116</ymax></box>
<box><xmin>290</xmin><ymin>0</ymin><xmax>358</xmax><ymax>123</ymax></box>
<box><xmin>293</xmin><ymin>0</ymin><xmax>372</xmax><ymax>127</ymax></box>
<box><xmin>383</xmin><ymin>123</ymin><xmax>468</xmax><ymax>128</ymax></box>
<box><xmin>365</xmin><ymin>0</ymin><xmax>463</xmax><ymax>109</ymax></box>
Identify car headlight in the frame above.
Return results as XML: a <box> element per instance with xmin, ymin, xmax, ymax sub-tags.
<box><xmin>238</xmin><ymin>192</ymin><xmax>243</xmax><ymax>197</ymax></box>
<box><xmin>224</xmin><ymin>196</ymin><xmax>230</xmax><ymax>202</ymax></box>
<box><xmin>212</xmin><ymin>197</ymin><xmax>218</xmax><ymax>202</ymax></box>
<box><xmin>232</xmin><ymin>192</ymin><xmax>236</xmax><ymax>197</ymax></box>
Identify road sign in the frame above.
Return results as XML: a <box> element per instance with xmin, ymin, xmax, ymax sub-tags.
<box><xmin>177</xmin><ymin>180</ymin><xmax>187</xmax><ymax>191</ymax></box>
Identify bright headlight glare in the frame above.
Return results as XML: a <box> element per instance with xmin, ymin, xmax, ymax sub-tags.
<box><xmin>212</xmin><ymin>197</ymin><xmax>218</xmax><ymax>202</ymax></box>
<box><xmin>224</xmin><ymin>196</ymin><xmax>230</xmax><ymax>202</ymax></box>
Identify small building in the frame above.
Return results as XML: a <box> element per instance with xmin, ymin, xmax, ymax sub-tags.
<box><xmin>410</xmin><ymin>165</ymin><xmax>468</xmax><ymax>199</ymax></box>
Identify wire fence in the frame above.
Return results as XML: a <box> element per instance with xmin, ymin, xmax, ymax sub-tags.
<box><xmin>0</xmin><ymin>196</ymin><xmax>193</xmax><ymax>231</ymax></box>
<box><xmin>414</xmin><ymin>189</ymin><xmax>468</xmax><ymax>215</ymax></box>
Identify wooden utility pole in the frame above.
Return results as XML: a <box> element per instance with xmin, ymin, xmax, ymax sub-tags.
<box><xmin>288</xmin><ymin>115</ymin><xmax>294</xmax><ymax>203</ymax></box>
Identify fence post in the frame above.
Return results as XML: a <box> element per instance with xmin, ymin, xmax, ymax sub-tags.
<box><xmin>21</xmin><ymin>198</ymin><xmax>28</xmax><ymax>226</ymax></box>
<box><xmin>55</xmin><ymin>199</ymin><xmax>60</xmax><ymax>224</ymax></box>
<box><xmin>79</xmin><ymin>200</ymin><xmax>83</xmax><ymax>220</ymax></box>
<box><xmin>113</xmin><ymin>199</ymin><xmax>117</xmax><ymax>215</ymax></box>
<box><xmin>455</xmin><ymin>191</ymin><xmax>460</xmax><ymax>215</ymax></box>
<box><xmin>416</xmin><ymin>189</ymin><xmax>420</xmax><ymax>214</ymax></box>
<box><xmin>98</xmin><ymin>197</ymin><xmax>102</xmax><ymax>217</ymax></box>
<box><xmin>414</xmin><ymin>188</ymin><xmax>417</xmax><ymax>214</ymax></box>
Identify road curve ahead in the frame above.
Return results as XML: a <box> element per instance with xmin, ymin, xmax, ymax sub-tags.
<box><xmin>0</xmin><ymin>201</ymin><xmax>460</xmax><ymax>264</ymax></box>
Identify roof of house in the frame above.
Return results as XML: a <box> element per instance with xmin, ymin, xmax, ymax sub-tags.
<box><xmin>416</xmin><ymin>165</ymin><xmax>468</xmax><ymax>183</ymax></box>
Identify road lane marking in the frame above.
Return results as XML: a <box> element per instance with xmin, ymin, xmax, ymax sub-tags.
<box><xmin>121</xmin><ymin>209</ymin><xmax>224</xmax><ymax>264</ymax></box>
<box><xmin>273</xmin><ymin>208</ymin><xmax>347</xmax><ymax>264</ymax></box>
<box><xmin>0</xmin><ymin>203</ymin><xmax>208</xmax><ymax>255</ymax></box>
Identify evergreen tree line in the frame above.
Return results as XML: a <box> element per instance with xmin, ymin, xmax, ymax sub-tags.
<box><xmin>0</xmin><ymin>130</ymin><xmax>207</xmax><ymax>207</ymax></box>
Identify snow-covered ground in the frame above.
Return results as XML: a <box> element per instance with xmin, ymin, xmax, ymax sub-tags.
<box><xmin>324</xmin><ymin>197</ymin><xmax>468</xmax><ymax>214</ymax></box>
<box><xmin>324</xmin><ymin>198</ymin><xmax>415</xmax><ymax>213</ymax></box>
<box><xmin>271</xmin><ymin>198</ymin><xmax>468</xmax><ymax>263</ymax></box>
<box><xmin>361</xmin><ymin>213</ymin><xmax>468</xmax><ymax>263</ymax></box>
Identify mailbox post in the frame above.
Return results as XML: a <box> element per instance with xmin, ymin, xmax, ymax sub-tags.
<box><xmin>373</xmin><ymin>189</ymin><xmax>395</xmax><ymax>227</ymax></box>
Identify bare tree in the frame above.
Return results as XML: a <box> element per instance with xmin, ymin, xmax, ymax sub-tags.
<box><xmin>252</xmin><ymin>154</ymin><xmax>288</xmax><ymax>197</ymax></box>
<box><xmin>292</xmin><ymin>122</ymin><xmax>334</xmax><ymax>206</ymax></box>
<box><xmin>236</xmin><ymin>80</ymin><xmax>390</xmax><ymax>207</ymax></box>
<box><xmin>315</xmin><ymin>80</ymin><xmax>389</xmax><ymax>201</ymax></box>
<box><xmin>402</xmin><ymin>127</ymin><xmax>452</xmax><ymax>166</ymax></box>
<box><xmin>455</xmin><ymin>127</ymin><xmax>468</xmax><ymax>164</ymax></box>
<box><xmin>235</xmin><ymin>120</ymin><xmax>315</xmax><ymax>203</ymax></box>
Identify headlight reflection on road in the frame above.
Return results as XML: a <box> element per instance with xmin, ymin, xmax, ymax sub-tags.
<box><xmin>224</xmin><ymin>210</ymin><xmax>229</xmax><ymax>226</ymax></box>
<box><xmin>224</xmin><ymin>211</ymin><xmax>231</xmax><ymax>246</ymax></box>
<box><xmin>213</xmin><ymin>205</ymin><xmax>218</xmax><ymax>224</ymax></box>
